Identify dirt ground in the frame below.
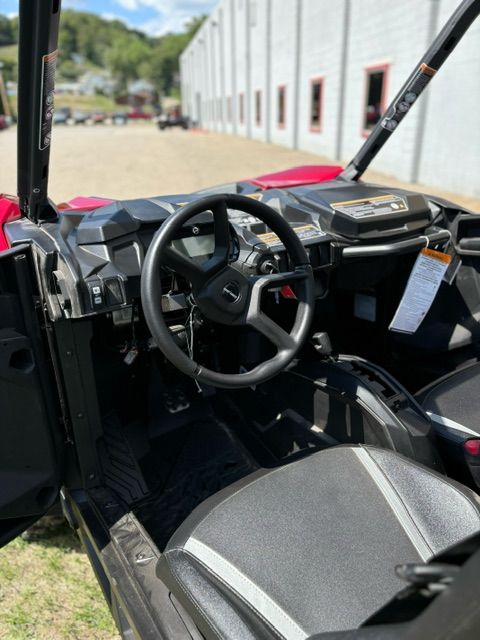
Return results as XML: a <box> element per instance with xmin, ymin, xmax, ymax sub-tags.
<box><xmin>0</xmin><ymin>122</ymin><xmax>479</xmax><ymax>639</ymax></box>
<box><xmin>1</xmin><ymin>123</ymin><xmax>479</xmax><ymax>210</ymax></box>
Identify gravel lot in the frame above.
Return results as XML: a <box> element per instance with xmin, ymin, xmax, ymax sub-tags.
<box><xmin>1</xmin><ymin>123</ymin><xmax>479</xmax><ymax>210</ymax></box>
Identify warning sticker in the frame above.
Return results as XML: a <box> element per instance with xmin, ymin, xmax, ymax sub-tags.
<box><xmin>331</xmin><ymin>194</ymin><xmax>408</xmax><ymax>219</ymax></box>
<box><xmin>381</xmin><ymin>63</ymin><xmax>437</xmax><ymax>133</ymax></box>
<box><xmin>39</xmin><ymin>50</ymin><xmax>58</xmax><ymax>150</ymax></box>
<box><xmin>389</xmin><ymin>248</ymin><xmax>452</xmax><ymax>334</ymax></box>
<box><xmin>257</xmin><ymin>224</ymin><xmax>326</xmax><ymax>248</ymax></box>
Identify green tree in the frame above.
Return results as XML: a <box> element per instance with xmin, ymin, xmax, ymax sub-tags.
<box><xmin>0</xmin><ymin>9</ymin><xmax>206</xmax><ymax>98</ymax></box>
<box><xmin>145</xmin><ymin>16</ymin><xmax>206</xmax><ymax>95</ymax></box>
<box><xmin>0</xmin><ymin>14</ymin><xmax>15</xmax><ymax>46</ymax></box>
<box><xmin>107</xmin><ymin>35</ymin><xmax>152</xmax><ymax>91</ymax></box>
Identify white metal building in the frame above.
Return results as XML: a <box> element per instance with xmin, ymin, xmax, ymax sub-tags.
<box><xmin>180</xmin><ymin>0</ymin><xmax>480</xmax><ymax>198</ymax></box>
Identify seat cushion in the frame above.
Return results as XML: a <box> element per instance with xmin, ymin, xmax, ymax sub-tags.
<box><xmin>418</xmin><ymin>361</ymin><xmax>480</xmax><ymax>437</ymax></box>
<box><xmin>157</xmin><ymin>445</ymin><xmax>480</xmax><ymax>640</ymax></box>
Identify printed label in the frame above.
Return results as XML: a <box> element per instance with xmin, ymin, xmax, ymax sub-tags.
<box><xmin>331</xmin><ymin>194</ymin><xmax>408</xmax><ymax>219</ymax></box>
<box><xmin>389</xmin><ymin>248</ymin><xmax>452</xmax><ymax>334</ymax></box>
<box><xmin>39</xmin><ymin>50</ymin><xmax>58</xmax><ymax>150</ymax></box>
<box><xmin>258</xmin><ymin>224</ymin><xmax>326</xmax><ymax>247</ymax></box>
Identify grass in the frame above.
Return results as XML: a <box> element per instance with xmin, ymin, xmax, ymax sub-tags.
<box><xmin>54</xmin><ymin>94</ymin><xmax>119</xmax><ymax>112</ymax></box>
<box><xmin>0</xmin><ymin>522</ymin><xmax>120</xmax><ymax>640</ymax></box>
<box><xmin>6</xmin><ymin>93</ymin><xmax>120</xmax><ymax>115</ymax></box>
<box><xmin>0</xmin><ymin>44</ymin><xmax>17</xmax><ymax>63</ymax></box>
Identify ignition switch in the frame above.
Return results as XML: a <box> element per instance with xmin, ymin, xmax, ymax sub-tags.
<box><xmin>258</xmin><ymin>258</ymin><xmax>279</xmax><ymax>275</ymax></box>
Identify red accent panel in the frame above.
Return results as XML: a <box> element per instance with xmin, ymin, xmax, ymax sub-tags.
<box><xmin>464</xmin><ymin>439</ymin><xmax>480</xmax><ymax>457</ymax></box>
<box><xmin>280</xmin><ymin>285</ymin><xmax>297</xmax><ymax>300</ymax></box>
<box><xmin>248</xmin><ymin>165</ymin><xmax>343</xmax><ymax>190</ymax></box>
<box><xmin>58</xmin><ymin>196</ymin><xmax>115</xmax><ymax>212</ymax></box>
<box><xmin>0</xmin><ymin>195</ymin><xmax>21</xmax><ymax>252</ymax></box>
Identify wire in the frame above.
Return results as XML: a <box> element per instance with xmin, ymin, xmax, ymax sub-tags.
<box><xmin>185</xmin><ymin>304</ymin><xmax>202</xmax><ymax>393</ymax></box>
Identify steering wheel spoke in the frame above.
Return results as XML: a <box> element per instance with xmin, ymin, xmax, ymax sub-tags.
<box><xmin>162</xmin><ymin>245</ymin><xmax>205</xmax><ymax>287</ymax></box>
<box><xmin>249</xmin><ymin>267</ymin><xmax>310</xmax><ymax>292</ymax></box>
<box><xmin>163</xmin><ymin>201</ymin><xmax>231</xmax><ymax>286</ymax></box>
<box><xmin>245</xmin><ymin>269</ymin><xmax>309</xmax><ymax>352</ymax></box>
<box><xmin>202</xmin><ymin>200</ymin><xmax>231</xmax><ymax>277</ymax></box>
<box><xmin>247</xmin><ymin>310</ymin><xmax>296</xmax><ymax>352</ymax></box>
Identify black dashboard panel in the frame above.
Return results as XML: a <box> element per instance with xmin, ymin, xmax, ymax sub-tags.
<box><xmin>3</xmin><ymin>179</ymin><xmax>446</xmax><ymax>320</ymax></box>
<box><xmin>292</xmin><ymin>182</ymin><xmax>432</xmax><ymax>240</ymax></box>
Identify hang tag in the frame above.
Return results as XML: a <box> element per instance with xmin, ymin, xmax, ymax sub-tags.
<box><xmin>389</xmin><ymin>248</ymin><xmax>452</xmax><ymax>334</ymax></box>
<box><xmin>443</xmin><ymin>254</ymin><xmax>462</xmax><ymax>285</ymax></box>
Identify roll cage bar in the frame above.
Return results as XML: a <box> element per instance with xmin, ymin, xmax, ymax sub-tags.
<box><xmin>15</xmin><ymin>0</ymin><xmax>480</xmax><ymax>224</ymax></box>
<box><xmin>340</xmin><ymin>0</ymin><xmax>480</xmax><ymax>182</ymax></box>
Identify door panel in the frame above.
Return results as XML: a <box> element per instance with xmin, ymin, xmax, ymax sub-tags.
<box><xmin>0</xmin><ymin>245</ymin><xmax>63</xmax><ymax>545</ymax></box>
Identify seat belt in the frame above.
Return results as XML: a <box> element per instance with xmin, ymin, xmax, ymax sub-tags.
<box><xmin>364</xmin><ymin>531</ymin><xmax>480</xmax><ymax>626</ymax></box>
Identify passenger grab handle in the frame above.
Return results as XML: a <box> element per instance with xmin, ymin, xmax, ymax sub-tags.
<box><xmin>341</xmin><ymin>228</ymin><xmax>451</xmax><ymax>258</ymax></box>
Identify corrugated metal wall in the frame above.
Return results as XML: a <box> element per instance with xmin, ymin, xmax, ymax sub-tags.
<box><xmin>180</xmin><ymin>0</ymin><xmax>480</xmax><ymax>197</ymax></box>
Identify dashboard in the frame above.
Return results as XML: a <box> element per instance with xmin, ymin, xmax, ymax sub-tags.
<box><xmin>2</xmin><ymin>179</ymin><xmax>462</xmax><ymax>322</ymax></box>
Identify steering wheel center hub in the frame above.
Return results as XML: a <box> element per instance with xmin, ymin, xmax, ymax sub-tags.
<box><xmin>222</xmin><ymin>281</ymin><xmax>242</xmax><ymax>304</ymax></box>
<box><xmin>193</xmin><ymin>267</ymin><xmax>250</xmax><ymax>323</ymax></box>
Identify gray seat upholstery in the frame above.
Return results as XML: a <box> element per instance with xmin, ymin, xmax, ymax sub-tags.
<box><xmin>158</xmin><ymin>445</ymin><xmax>480</xmax><ymax>640</ymax></box>
<box><xmin>418</xmin><ymin>361</ymin><xmax>480</xmax><ymax>437</ymax></box>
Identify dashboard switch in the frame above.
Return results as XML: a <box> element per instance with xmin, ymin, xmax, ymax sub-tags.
<box><xmin>87</xmin><ymin>281</ymin><xmax>104</xmax><ymax>309</ymax></box>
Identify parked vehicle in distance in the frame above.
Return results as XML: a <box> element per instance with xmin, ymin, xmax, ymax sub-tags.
<box><xmin>53</xmin><ymin>106</ymin><xmax>71</xmax><ymax>125</ymax></box>
<box><xmin>72</xmin><ymin>111</ymin><xmax>89</xmax><ymax>125</ymax></box>
<box><xmin>156</xmin><ymin>109</ymin><xmax>189</xmax><ymax>130</ymax></box>
<box><xmin>90</xmin><ymin>111</ymin><xmax>107</xmax><ymax>124</ymax></box>
<box><xmin>127</xmin><ymin>108</ymin><xmax>152</xmax><ymax>120</ymax></box>
<box><xmin>110</xmin><ymin>112</ymin><xmax>128</xmax><ymax>125</ymax></box>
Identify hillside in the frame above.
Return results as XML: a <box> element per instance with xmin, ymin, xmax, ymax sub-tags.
<box><xmin>0</xmin><ymin>10</ymin><xmax>203</xmax><ymax>96</ymax></box>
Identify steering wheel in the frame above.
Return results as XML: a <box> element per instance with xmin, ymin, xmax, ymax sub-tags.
<box><xmin>141</xmin><ymin>194</ymin><xmax>314</xmax><ymax>389</ymax></box>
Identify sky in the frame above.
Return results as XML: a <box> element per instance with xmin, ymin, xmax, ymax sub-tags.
<box><xmin>1</xmin><ymin>0</ymin><xmax>218</xmax><ymax>35</ymax></box>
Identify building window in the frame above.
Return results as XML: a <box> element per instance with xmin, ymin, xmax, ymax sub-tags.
<box><xmin>227</xmin><ymin>96</ymin><xmax>232</xmax><ymax>123</ymax></box>
<box><xmin>363</xmin><ymin>65</ymin><xmax>388</xmax><ymax>134</ymax></box>
<box><xmin>239</xmin><ymin>93</ymin><xmax>244</xmax><ymax>124</ymax></box>
<box><xmin>277</xmin><ymin>85</ymin><xmax>286</xmax><ymax>128</ymax></box>
<box><xmin>255</xmin><ymin>90</ymin><xmax>262</xmax><ymax>126</ymax></box>
<box><xmin>310</xmin><ymin>77</ymin><xmax>324</xmax><ymax>132</ymax></box>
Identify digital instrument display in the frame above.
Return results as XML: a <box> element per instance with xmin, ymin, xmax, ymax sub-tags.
<box><xmin>172</xmin><ymin>234</ymin><xmax>215</xmax><ymax>258</ymax></box>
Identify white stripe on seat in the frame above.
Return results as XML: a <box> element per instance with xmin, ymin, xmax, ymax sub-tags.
<box><xmin>353</xmin><ymin>448</ymin><xmax>432</xmax><ymax>561</ymax></box>
<box><xmin>184</xmin><ymin>537</ymin><xmax>308</xmax><ymax>640</ymax></box>
<box><xmin>427</xmin><ymin>412</ymin><xmax>480</xmax><ymax>437</ymax></box>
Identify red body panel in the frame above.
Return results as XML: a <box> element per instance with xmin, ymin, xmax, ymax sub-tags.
<box><xmin>248</xmin><ymin>165</ymin><xmax>343</xmax><ymax>189</ymax></box>
<box><xmin>1</xmin><ymin>166</ymin><xmax>343</xmax><ymax>252</ymax></box>
<box><xmin>0</xmin><ymin>196</ymin><xmax>21</xmax><ymax>252</ymax></box>
<box><xmin>58</xmin><ymin>196</ymin><xmax>115</xmax><ymax>212</ymax></box>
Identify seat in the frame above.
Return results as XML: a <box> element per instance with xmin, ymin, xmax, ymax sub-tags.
<box><xmin>417</xmin><ymin>361</ymin><xmax>480</xmax><ymax>438</ymax></box>
<box><xmin>157</xmin><ymin>445</ymin><xmax>480</xmax><ymax>640</ymax></box>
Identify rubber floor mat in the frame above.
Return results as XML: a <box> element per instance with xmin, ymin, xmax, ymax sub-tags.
<box><xmin>133</xmin><ymin>419</ymin><xmax>259</xmax><ymax>549</ymax></box>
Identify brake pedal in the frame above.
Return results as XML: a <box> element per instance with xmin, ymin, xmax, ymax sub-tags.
<box><xmin>163</xmin><ymin>387</ymin><xmax>191</xmax><ymax>414</ymax></box>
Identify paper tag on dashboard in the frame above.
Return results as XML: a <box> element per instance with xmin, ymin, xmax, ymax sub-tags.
<box><xmin>389</xmin><ymin>248</ymin><xmax>452</xmax><ymax>334</ymax></box>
